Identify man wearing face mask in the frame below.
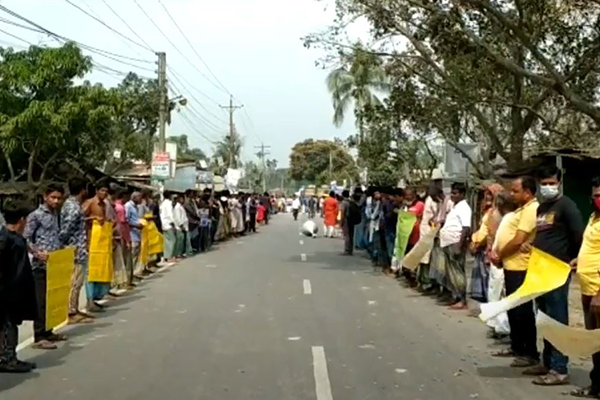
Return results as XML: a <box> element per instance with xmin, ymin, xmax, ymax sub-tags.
<box><xmin>526</xmin><ymin>165</ymin><xmax>583</xmax><ymax>386</ymax></box>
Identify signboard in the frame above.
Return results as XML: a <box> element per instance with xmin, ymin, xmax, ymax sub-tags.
<box><xmin>197</xmin><ymin>171</ymin><xmax>215</xmax><ymax>184</ymax></box>
<box><xmin>152</xmin><ymin>152</ymin><xmax>170</xmax><ymax>179</ymax></box>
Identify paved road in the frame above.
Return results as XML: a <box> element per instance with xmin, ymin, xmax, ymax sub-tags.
<box><xmin>1</xmin><ymin>215</ymin><xmax>588</xmax><ymax>399</ymax></box>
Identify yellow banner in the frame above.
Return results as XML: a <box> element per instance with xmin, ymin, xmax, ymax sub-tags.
<box><xmin>140</xmin><ymin>218</ymin><xmax>150</xmax><ymax>266</ymax></box>
<box><xmin>88</xmin><ymin>221</ymin><xmax>114</xmax><ymax>283</ymax></box>
<box><xmin>46</xmin><ymin>247</ymin><xmax>75</xmax><ymax>330</ymax></box>
<box><xmin>479</xmin><ymin>248</ymin><xmax>570</xmax><ymax>321</ymax></box>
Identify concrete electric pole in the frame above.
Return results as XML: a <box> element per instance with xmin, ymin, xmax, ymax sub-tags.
<box><xmin>219</xmin><ymin>95</ymin><xmax>243</xmax><ymax>167</ymax></box>
<box><xmin>254</xmin><ymin>143</ymin><xmax>271</xmax><ymax>192</ymax></box>
<box><xmin>157</xmin><ymin>51</ymin><xmax>167</xmax><ymax>152</ymax></box>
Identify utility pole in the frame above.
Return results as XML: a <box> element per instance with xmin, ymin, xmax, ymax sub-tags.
<box><xmin>254</xmin><ymin>143</ymin><xmax>271</xmax><ymax>192</ymax></box>
<box><xmin>329</xmin><ymin>150</ymin><xmax>333</xmax><ymax>183</ymax></box>
<box><xmin>157</xmin><ymin>52</ymin><xmax>167</xmax><ymax>152</ymax></box>
<box><xmin>219</xmin><ymin>95</ymin><xmax>243</xmax><ymax>168</ymax></box>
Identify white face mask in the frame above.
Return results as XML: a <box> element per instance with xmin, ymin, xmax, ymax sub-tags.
<box><xmin>539</xmin><ymin>185</ymin><xmax>560</xmax><ymax>201</ymax></box>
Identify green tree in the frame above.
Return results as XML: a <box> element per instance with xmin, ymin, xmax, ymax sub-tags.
<box><xmin>306</xmin><ymin>0</ymin><xmax>600</xmax><ymax>175</ymax></box>
<box><xmin>326</xmin><ymin>45</ymin><xmax>388</xmax><ymax>138</ymax></box>
<box><xmin>0</xmin><ymin>43</ymin><xmax>118</xmax><ymax>188</ymax></box>
<box><xmin>167</xmin><ymin>134</ymin><xmax>207</xmax><ymax>162</ymax></box>
<box><xmin>289</xmin><ymin>139</ymin><xmax>359</xmax><ymax>185</ymax></box>
<box><xmin>212</xmin><ymin>127</ymin><xmax>242</xmax><ymax>175</ymax></box>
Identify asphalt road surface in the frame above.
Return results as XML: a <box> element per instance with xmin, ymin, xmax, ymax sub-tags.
<box><xmin>1</xmin><ymin>214</ymin><xmax>589</xmax><ymax>399</ymax></box>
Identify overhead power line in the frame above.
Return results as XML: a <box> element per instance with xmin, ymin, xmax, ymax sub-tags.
<box><xmin>157</xmin><ymin>0</ymin><xmax>230</xmax><ymax>95</ymax></box>
<box><xmin>179</xmin><ymin>112</ymin><xmax>218</xmax><ymax>144</ymax></box>
<box><xmin>0</xmin><ymin>26</ymin><xmax>33</xmax><ymax>45</ymax></box>
<box><xmin>167</xmin><ymin>71</ymin><xmax>227</xmax><ymax>124</ymax></box>
<box><xmin>100</xmin><ymin>0</ymin><xmax>154</xmax><ymax>52</ymax></box>
<box><xmin>168</xmin><ymin>67</ymin><xmax>221</xmax><ymax>106</ymax></box>
<box><xmin>64</xmin><ymin>0</ymin><xmax>153</xmax><ymax>53</ymax></box>
<box><xmin>132</xmin><ymin>0</ymin><xmax>229</xmax><ymax>95</ymax></box>
<box><xmin>0</xmin><ymin>9</ymin><xmax>154</xmax><ymax>66</ymax></box>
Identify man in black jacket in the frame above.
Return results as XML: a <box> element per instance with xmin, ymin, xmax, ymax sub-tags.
<box><xmin>0</xmin><ymin>202</ymin><xmax>37</xmax><ymax>373</ymax></box>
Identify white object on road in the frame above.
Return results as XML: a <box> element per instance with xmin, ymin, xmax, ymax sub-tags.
<box><xmin>312</xmin><ymin>346</ymin><xmax>334</xmax><ymax>400</ymax></box>
<box><xmin>301</xmin><ymin>253</ymin><xmax>307</xmax><ymax>262</ymax></box>
<box><xmin>304</xmin><ymin>279</ymin><xmax>312</xmax><ymax>295</ymax></box>
<box><xmin>287</xmin><ymin>336</ymin><xmax>302</xmax><ymax>341</ymax></box>
<box><xmin>301</xmin><ymin>220</ymin><xmax>318</xmax><ymax>237</ymax></box>
<box><xmin>300</xmin><ymin>240</ymin><xmax>304</xmax><ymax>245</ymax></box>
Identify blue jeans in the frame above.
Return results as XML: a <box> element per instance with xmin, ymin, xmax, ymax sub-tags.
<box><xmin>536</xmin><ymin>277</ymin><xmax>570</xmax><ymax>374</ymax></box>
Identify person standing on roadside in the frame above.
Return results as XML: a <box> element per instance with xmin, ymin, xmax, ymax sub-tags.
<box><xmin>83</xmin><ymin>181</ymin><xmax>115</xmax><ymax>309</ymax></box>
<box><xmin>491</xmin><ymin>176</ymin><xmax>539</xmax><ymax>368</ymax></box>
<box><xmin>60</xmin><ymin>179</ymin><xmax>94</xmax><ymax>324</ymax></box>
<box><xmin>114</xmin><ymin>189</ymin><xmax>134</xmax><ymax>290</ymax></box>
<box><xmin>571</xmin><ymin>177</ymin><xmax>600</xmax><ymax>398</ymax></box>
<box><xmin>24</xmin><ymin>184</ymin><xmax>67</xmax><ymax>350</ymax></box>
<box><xmin>323</xmin><ymin>191</ymin><xmax>339</xmax><ymax>238</ymax></box>
<box><xmin>342</xmin><ymin>190</ymin><xmax>363</xmax><ymax>256</ymax></box>
<box><xmin>126</xmin><ymin>192</ymin><xmax>144</xmax><ymax>279</ymax></box>
<box><xmin>525</xmin><ymin>166</ymin><xmax>583</xmax><ymax>385</ymax></box>
<box><xmin>439</xmin><ymin>183</ymin><xmax>471</xmax><ymax>310</ymax></box>
<box><xmin>0</xmin><ymin>203</ymin><xmax>38</xmax><ymax>372</ymax></box>
<box><xmin>160</xmin><ymin>192</ymin><xmax>177</xmax><ymax>263</ymax></box>
<box><xmin>184</xmin><ymin>190</ymin><xmax>200</xmax><ymax>254</ymax></box>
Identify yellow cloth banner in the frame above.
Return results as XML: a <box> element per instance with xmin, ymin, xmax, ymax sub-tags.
<box><xmin>479</xmin><ymin>248</ymin><xmax>570</xmax><ymax>321</ymax></box>
<box><xmin>46</xmin><ymin>247</ymin><xmax>75</xmax><ymax>330</ymax></box>
<box><xmin>402</xmin><ymin>227</ymin><xmax>439</xmax><ymax>271</ymax></box>
<box><xmin>537</xmin><ymin>311</ymin><xmax>600</xmax><ymax>357</ymax></box>
<box><xmin>88</xmin><ymin>221</ymin><xmax>114</xmax><ymax>283</ymax></box>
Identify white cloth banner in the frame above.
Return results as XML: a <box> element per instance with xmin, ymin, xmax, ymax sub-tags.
<box><xmin>537</xmin><ymin>311</ymin><xmax>600</xmax><ymax>357</ymax></box>
<box><xmin>401</xmin><ymin>227</ymin><xmax>439</xmax><ymax>271</ymax></box>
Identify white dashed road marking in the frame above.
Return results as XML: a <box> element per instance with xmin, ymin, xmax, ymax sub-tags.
<box><xmin>312</xmin><ymin>346</ymin><xmax>334</xmax><ymax>400</ymax></box>
<box><xmin>303</xmin><ymin>279</ymin><xmax>312</xmax><ymax>295</ymax></box>
<box><xmin>300</xmin><ymin>240</ymin><xmax>304</xmax><ymax>245</ymax></box>
<box><xmin>301</xmin><ymin>253</ymin><xmax>307</xmax><ymax>262</ymax></box>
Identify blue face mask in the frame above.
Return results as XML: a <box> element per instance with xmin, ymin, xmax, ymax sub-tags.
<box><xmin>539</xmin><ymin>185</ymin><xmax>560</xmax><ymax>201</ymax></box>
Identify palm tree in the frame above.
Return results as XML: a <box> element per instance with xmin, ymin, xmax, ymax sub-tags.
<box><xmin>326</xmin><ymin>47</ymin><xmax>388</xmax><ymax>137</ymax></box>
<box><xmin>212</xmin><ymin>127</ymin><xmax>243</xmax><ymax>174</ymax></box>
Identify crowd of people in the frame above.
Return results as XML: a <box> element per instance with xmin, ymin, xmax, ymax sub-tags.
<box><xmin>304</xmin><ymin>165</ymin><xmax>600</xmax><ymax>396</ymax></box>
<box><xmin>0</xmin><ymin>179</ymin><xmax>278</xmax><ymax>373</ymax></box>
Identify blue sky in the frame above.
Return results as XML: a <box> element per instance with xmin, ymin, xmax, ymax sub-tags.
<box><xmin>0</xmin><ymin>0</ymin><xmax>357</xmax><ymax>167</ymax></box>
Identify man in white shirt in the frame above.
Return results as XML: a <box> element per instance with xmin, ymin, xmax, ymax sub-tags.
<box><xmin>160</xmin><ymin>192</ymin><xmax>177</xmax><ymax>263</ymax></box>
<box><xmin>439</xmin><ymin>182</ymin><xmax>472</xmax><ymax>310</ymax></box>
<box><xmin>292</xmin><ymin>196</ymin><xmax>301</xmax><ymax>221</ymax></box>
<box><xmin>173</xmin><ymin>194</ymin><xmax>188</xmax><ymax>258</ymax></box>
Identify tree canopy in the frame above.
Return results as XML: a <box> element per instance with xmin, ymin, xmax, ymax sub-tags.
<box><xmin>306</xmin><ymin>0</ymin><xmax>600</xmax><ymax>176</ymax></box>
<box><xmin>289</xmin><ymin>139</ymin><xmax>359</xmax><ymax>185</ymax></box>
<box><xmin>0</xmin><ymin>43</ymin><xmax>163</xmax><ymax>189</ymax></box>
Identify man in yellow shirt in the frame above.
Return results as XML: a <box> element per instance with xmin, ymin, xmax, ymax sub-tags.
<box><xmin>491</xmin><ymin>176</ymin><xmax>539</xmax><ymax>367</ymax></box>
<box><xmin>571</xmin><ymin>177</ymin><xmax>600</xmax><ymax>398</ymax></box>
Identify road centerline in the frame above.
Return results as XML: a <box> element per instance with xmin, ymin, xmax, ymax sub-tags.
<box><xmin>303</xmin><ymin>279</ymin><xmax>312</xmax><ymax>295</ymax></box>
<box><xmin>312</xmin><ymin>346</ymin><xmax>334</xmax><ymax>400</ymax></box>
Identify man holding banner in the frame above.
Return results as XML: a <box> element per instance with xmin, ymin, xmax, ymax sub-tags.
<box><xmin>528</xmin><ymin>166</ymin><xmax>583</xmax><ymax>385</ymax></box>
<box><xmin>439</xmin><ymin>183</ymin><xmax>471</xmax><ymax>310</ymax></box>
<box><xmin>491</xmin><ymin>176</ymin><xmax>539</xmax><ymax>367</ymax></box>
<box><xmin>571</xmin><ymin>177</ymin><xmax>600</xmax><ymax>398</ymax></box>
<box><xmin>24</xmin><ymin>184</ymin><xmax>68</xmax><ymax>350</ymax></box>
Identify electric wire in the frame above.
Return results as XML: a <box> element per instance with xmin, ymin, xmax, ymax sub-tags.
<box><xmin>63</xmin><ymin>0</ymin><xmax>153</xmax><ymax>52</ymax></box>
<box><xmin>132</xmin><ymin>0</ymin><xmax>229</xmax><ymax>95</ymax></box>
<box><xmin>156</xmin><ymin>0</ymin><xmax>230</xmax><ymax>94</ymax></box>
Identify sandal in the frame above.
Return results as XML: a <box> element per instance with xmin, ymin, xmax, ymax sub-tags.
<box><xmin>532</xmin><ymin>371</ymin><xmax>570</xmax><ymax>386</ymax></box>
<box><xmin>522</xmin><ymin>364</ymin><xmax>549</xmax><ymax>376</ymax></box>
<box><xmin>32</xmin><ymin>340</ymin><xmax>57</xmax><ymax>350</ymax></box>
<box><xmin>491</xmin><ymin>349</ymin><xmax>517</xmax><ymax>358</ymax></box>
<box><xmin>571</xmin><ymin>387</ymin><xmax>600</xmax><ymax>399</ymax></box>
<box><xmin>47</xmin><ymin>333</ymin><xmax>68</xmax><ymax>342</ymax></box>
<box><xmin>510</xmin><ymin>357</ymin><xmax>538</xmax><ymax>368</ymax></box>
